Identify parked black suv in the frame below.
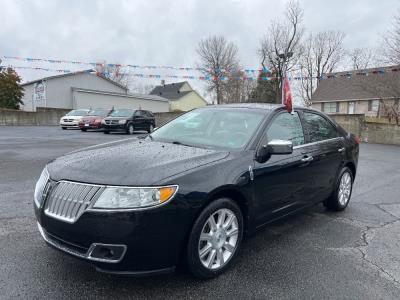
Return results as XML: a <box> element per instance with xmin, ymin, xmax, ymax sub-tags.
<box><xmin>102</xmin><ymin>109</ymin><xmax>156</xmax><ymax>134</ymax></box>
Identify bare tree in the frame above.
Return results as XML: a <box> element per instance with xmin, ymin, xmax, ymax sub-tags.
<box><xmin>347</xmin><ymin>48</ymin><xmax>376</xmax><ymax>70</ymax></box>
<box><xmin>382</xmin><ymin>11</ymin><xmax>400</xmax><ymax>64</ymax></box>
<box><xmin>222</xmin><ymin>70</ymin><xmax>257</xmax><ymax>103</ymax></box>
<box><xmin>196</xmin><ymin>36</ymin><xmax>239</xmax><ymax>104</ymax></box>
<box><xmin>259</xmin><ymin>0</ymin><xmax>304</xmax><ymax>103</ymax></box>
<box><xmin>298</xmin><ymin>30</ymin><xmax>345</xmax><ymax>106</ymax></box>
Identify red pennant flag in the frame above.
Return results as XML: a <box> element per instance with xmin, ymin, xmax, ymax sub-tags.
<box><xmin>282</xmin><ymin>77</ymin><xmax>293</xmax><ymax>113</ymax></box>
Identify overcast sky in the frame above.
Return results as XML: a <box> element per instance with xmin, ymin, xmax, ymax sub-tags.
<box><xmin>1</xmin><ymin>0</ymin><xmax>399</xmax><ymax>98</ymax></box>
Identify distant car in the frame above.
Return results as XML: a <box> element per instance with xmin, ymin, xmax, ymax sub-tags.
<box><xmin>60</xmin><ymin>109</ymin><xmax>90</xmax><ymax>129</ymax></box>
<box><xmin>79</xmin><ymin>109</ymin><xmax>113</xmax><ymax>131</ymax></box>
<box><xmin>102</xmin><ymin>109</ymin><xmax>156</xmax><ymax>134</ymax></box>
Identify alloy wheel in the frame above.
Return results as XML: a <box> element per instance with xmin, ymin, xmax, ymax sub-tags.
<box><xmin>338</xmin><ymin>171</ymin><xmax>352</xmax><ymax>206</ymax></box>
<box><xmin>198</xmin><ymin>208</ymin><xmax>239</xmax><ymax>270</ymax></box>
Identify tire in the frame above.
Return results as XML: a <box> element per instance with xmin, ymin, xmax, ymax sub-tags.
<box><xmin>80</xmin><ymin>129</ymin><xmax>87</xmax><ymax>132</ymax></box>
<box><xmin>148</xmin><ymin>124</ymin><xmax>154</xmax><ymax>133</ymax></box>
<box><xmin>103</xmin><ymin>130</ymin><xmax>110</xmax><ymax>134</ymax></box>
<box><xmin>324</xmin><ymin>167</ymin><xmax>354</xmax><ymax>211</ymax></box>
<box><xmin>186</xmin><ymin>198</ymin><xmax>243</xmax><ymax>279</ymax></box>
<box><xmin>126</xmin><ymin>124</ymin><xmax>134</xmax><ymax>135</ymax></box>
<box><xmin>61</xmin><ymin>127</ymin><xmax>67</xmax><ymax>130</ymax></box>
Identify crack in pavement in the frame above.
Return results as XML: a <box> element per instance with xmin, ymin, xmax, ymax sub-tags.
<box><xmin>323</xmin><ymin>205</ymin><xmax>400</xmax><ymax>288</ymax></box>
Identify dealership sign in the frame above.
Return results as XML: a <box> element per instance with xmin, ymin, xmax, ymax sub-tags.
<box><xmin>34</xmin><ymin>81</ymin><xmax>46</xmax><ymax>102</ymax></box>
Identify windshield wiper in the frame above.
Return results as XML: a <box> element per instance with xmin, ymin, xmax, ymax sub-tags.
<box><xmin>171</xmin><ymin>141</ymin><xmax>195</xmax><ymax>147</ymax></box>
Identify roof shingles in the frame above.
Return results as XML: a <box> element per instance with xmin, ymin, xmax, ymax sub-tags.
<box><xmin>311</xmin><ymin>66</ymin><xmax>400</xmax><ymax>102</ymax></box>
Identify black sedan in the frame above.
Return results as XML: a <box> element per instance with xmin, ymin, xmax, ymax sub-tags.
<box><xmin>33</xmin><ymin>104</ymin><xmax>359</xmax><ymax>279</ymax></box>
<box><xmin>102</xmin><ymin>109</ymin><xmax>155</xmax><ymax>134</ymax></box>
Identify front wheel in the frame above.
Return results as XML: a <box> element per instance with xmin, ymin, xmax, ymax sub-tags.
<box><xmin>324</xmin><ymin>167</ymin><xmax>354</xmax><ymax>211</ymax></box>
<box><xmin>186</xmin><ymin>198</ymin><xmax>243</xmax><ymax>279</ymax></box>
<box><xmin>126</xmin><ymin>124</ymin><xmax>134</xmax><ymax>135</ymax></box>
<box><xmin>61</xmin><ymin>127</ymin><xmax>67</xmax><ymax>130</ymax></box>
<box><xmin>148</xmin><ymin>124</ymin><xmax>154</xmax><ymax>133</ymax></box>
<box><xmin>80</xmin><ymin>128</ymin><xmax>87</xmax><ymax>132</ymax></box>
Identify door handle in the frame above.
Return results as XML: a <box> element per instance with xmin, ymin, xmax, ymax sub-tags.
<box><xmin>301</xmin><ymin>156</ymin><xmax>313</xmax><ymax>163</ymax></box>
<box><xmin>338</xmin><ymin>147</ymin><xmax>345</xmax><ymax>153</ymax></box>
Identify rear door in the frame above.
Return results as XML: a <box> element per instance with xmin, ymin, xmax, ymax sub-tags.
<box><xmin>300</xmin><ymin>111</ymin><xmax>344</xmax><ymax>200</ymax></box>
<box><xmin>253</xmin><ymin>111</ymin><xmax>316</xmax><ymax>224</ymax></box>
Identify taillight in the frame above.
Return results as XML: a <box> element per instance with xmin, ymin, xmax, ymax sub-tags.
<box><xmin>354</xmin><ymin>136</ymin><xmax>361</xmax><ymax>144</ymax></box>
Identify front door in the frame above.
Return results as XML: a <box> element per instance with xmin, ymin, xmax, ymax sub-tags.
<box><xmin>348</xmin><ymin>102</ymin><xmax>355</xmax><ymax>114</ymax></box>
<box><xmin>253</xmin><ymin>111</ymin><xmax>315</xmax><ymax>225</ymax></box>
<box><xmin>133</xmin><ymin>110</ymin><xmax>145</xmax><ymax>129</ymax></box>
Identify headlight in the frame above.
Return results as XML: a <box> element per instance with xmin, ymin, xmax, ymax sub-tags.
<box><xmin>34</xmin><ymin>167</ymin><xmax>49</xmax><ymax>208</ymax></box>
<box><xmin>118</xmin><ymin>119</ymin><xmax>127</xmax><ymax>124</ymax></box>
<box><xmin>93</xmin><ymin>185</ymin><xmax>178</xmax><ymax>209</ymax></box>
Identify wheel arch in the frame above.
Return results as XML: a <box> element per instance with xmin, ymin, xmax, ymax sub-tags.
<box><xmin>344</xmin><ymin>161</ymin><xmax>356</xmax><ymax>177</ymax></box>
<box><xmin>204</xmin><ymin>186</ymin><xmax>251</xmax><ymax>234</ymax></box>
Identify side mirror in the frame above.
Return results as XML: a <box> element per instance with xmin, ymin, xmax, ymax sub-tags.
<box><xmin>267</xmin><ymin>139</ymin><xmax>293</xmax><ymax>155</ymax></box>
<box><xmin>153</xmin><ymin>127</ymin><xmax>159</xmax><ymax>131</ymax></box>
<box><xmin>255</xmin><ymin>139</ymin><xmax>293</xmax><ymax>163</ymax></box>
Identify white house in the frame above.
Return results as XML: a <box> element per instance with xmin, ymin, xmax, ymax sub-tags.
<box><xmin>21</xmin><ymin>71</ymin><xmax>169</xmax><ymax>112</ymax></box>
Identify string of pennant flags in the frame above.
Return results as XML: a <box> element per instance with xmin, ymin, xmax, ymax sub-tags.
<box><xmin>1</xmin><ymin>56</ymin><xmax>400</xmax><ymax>82</ymax></box>
<box><xmin>1</xmin><ymin>55</ymin><xmax>267</xmax><ymax>74</ymax></box>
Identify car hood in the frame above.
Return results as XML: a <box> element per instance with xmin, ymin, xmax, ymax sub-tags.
<box><xmin>104</xmin><ymin>117</ymin><xmax>127</xmax><ymax>121</ymax></box>
<box><xmin>47</xmin><ymin>139</ymin><xmax>229</xmax><ymax>186</ymax></box>
<box><xmin>81</xmin><ymin>116</ymin><xmax>103</xmax><ymax>122</ymax></box>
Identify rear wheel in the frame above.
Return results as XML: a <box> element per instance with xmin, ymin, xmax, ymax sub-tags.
<box><xmin>324</xmin><ymin>167</ymin><xmax>353</xmax><ymax>211</ymax></box>
<box><xmin>61</xmin><ymin>127</ymin><xmax>67</xmax><ymax>130</ymax></box>
<box><xmin>186</xmin><ymin>198</ymin><xmax>243</xmax><ymax>279</ymax></box>
<box><xmin>103</xmin><ymin>130</ymin><xmax>110</xmax><ymax>134</ymax></box>
<box><xmin>80</xmin><ymin>128</ymin><xmax>87</xmax><ymax>132</ymax></box>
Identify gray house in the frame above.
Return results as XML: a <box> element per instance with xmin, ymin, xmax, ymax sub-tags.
<box><xmin>311</xmin><ymin>66</ymin><xmax>400</xmax><ymax>117</ymax></box>
<box><xmin>21</xmin><ymin>71</ymin><xmax>169</xmax><ymax>112</ymax></box>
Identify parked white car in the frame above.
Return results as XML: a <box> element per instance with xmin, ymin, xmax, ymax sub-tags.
<box><xmin>60</xmin><ymin>109</ymin><xmax>90</xmax><ymax>129</ymax></box>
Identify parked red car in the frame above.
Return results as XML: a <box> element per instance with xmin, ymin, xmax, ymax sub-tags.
<box><xmin>79</xmin><ymin>109</ymin><xmax>113</xmax><ymax>131</ymax></box>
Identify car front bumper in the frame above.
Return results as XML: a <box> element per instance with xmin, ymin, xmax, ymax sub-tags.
<box><xmin>34</xmin><ymin>195</ymin><xmax>197</xmax><ymax>275</ymax></box>
<box><xmin>102</xmin><ymin>124</ymin><xmax>127</xmax><ymax>131</ymax></box>
<box><xmin>79</xmin><ymin>123</ymin><xmax>102</xmax><ymax>130</ymax></box>
<box><xmin>60</xmin><ymin>122</ymin><xmax>80</xmax><ymax>128</ymax></box>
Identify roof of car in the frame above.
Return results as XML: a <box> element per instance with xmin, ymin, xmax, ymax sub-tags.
<box><xmin>204</xmin><ymin>103</ymin><xmax>286</xmax><ymax>111</ymax></box>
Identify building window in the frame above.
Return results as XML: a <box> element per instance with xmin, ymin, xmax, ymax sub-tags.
<box><xmin>323</xmin><ymin>102</ymin><xmax>339</xmax><ymax>113</ymax></box>
<box><xmin>368</xmin><ymin>100</ymin><xmax>379</xmax><ymax>112</ymax></box>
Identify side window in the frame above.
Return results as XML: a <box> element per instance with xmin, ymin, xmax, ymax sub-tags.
<box><xmin>266</xmin><ymin>112</ymin><xmax>305</xmax><ymax>146</ymax></box>
<box><xmin>134</xmin><ymin>110</ymin><xmax>142</xmax><ymax>117</ymax></box>
<box><xmin>303</xmin><ymin>112</ymin><xmax>339</xmax><ymax>142</ymax></box>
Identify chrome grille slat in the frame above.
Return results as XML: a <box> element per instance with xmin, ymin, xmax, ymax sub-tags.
<box><xmin>67</xmin><ymin>184</ymin><xmax>85</xmax><ymax>218</ymax></box>
<box><xmin>44</xmin><ymin>181</ymin><xmax>102</xmax><ymax>223</ymax></box>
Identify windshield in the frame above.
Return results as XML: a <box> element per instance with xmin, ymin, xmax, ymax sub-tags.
<box><xmin>66</xmin><ymin>109</ymin><xmax>88</xmax><ymax>116</ymax></box>
<box><xmin>150</xmin><ymin>108</ymin><xmax>266</xmax><ymax>150</ymax></box>
<box><xmin>87</xmin><ymin>109</ymin><xmax>109</xmax><ymax>117</ymax></box>
<box><xmin>110</xmin><ymin>109</ymin><xmax>134</xmax><ymax>117</ymax></box>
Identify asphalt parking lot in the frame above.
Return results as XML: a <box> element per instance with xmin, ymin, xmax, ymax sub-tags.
<box><xmin>1</xmin><ymin>126</ymin><xmax>399</xmax><ymax>299</ymax></box>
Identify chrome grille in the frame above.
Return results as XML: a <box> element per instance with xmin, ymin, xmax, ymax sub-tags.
<box><xmin>44</xmin><ymin>181</ymin><xmax>103</xmax><ymax>223</ymax></box>
<box><xmin>105</xmin><ymin>120</ymin><xmax>118</xmax><ymax>125</ymax></box>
